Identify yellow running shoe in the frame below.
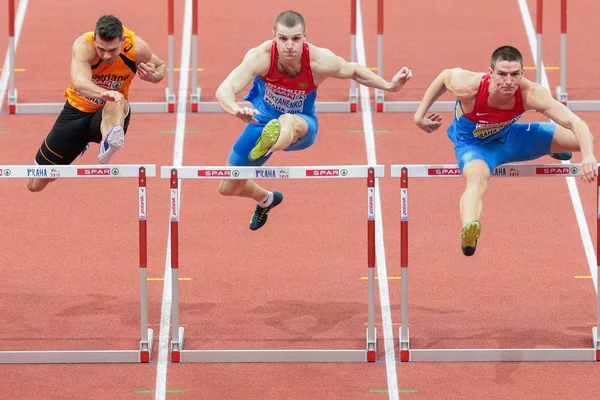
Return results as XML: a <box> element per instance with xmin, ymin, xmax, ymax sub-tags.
<box><xmin>249</xmin><ymin>119</ymin><xmax>281</xmax><ymax>161</ymax></box>
<box><xmin>461</xmin><ymin>221</ymin><xmax>481</xmax><ymax>256</ymax></box>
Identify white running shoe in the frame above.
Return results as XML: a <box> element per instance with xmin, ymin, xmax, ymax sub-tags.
<box><xmin>98</xmin><ymin>125</ymin><xmax>125</xmax><ymax>164</ymax></box>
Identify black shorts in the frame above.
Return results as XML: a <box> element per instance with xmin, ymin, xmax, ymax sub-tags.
<box><xmin>34</xmin><ymin>101</ymin><xmax>131</xmax><ymax>165</ymax></box>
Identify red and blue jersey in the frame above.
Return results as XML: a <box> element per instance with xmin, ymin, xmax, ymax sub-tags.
<box><xmin>449</xmin><ymin>73</ymin><xmax>526</xmax><ymax>143</ymax></box>
<box><xmin>244</xmin><ymin>41</ymin><xmax>318</xmax><ymax>119</ymax></box>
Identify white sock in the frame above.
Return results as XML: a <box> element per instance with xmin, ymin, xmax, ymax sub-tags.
<box><xmin>258</xmin><ymin>192</ymin><xmax>273</xmax><ymax>208</ymax></box>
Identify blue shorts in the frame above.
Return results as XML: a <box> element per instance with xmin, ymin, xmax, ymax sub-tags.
<box><xmin>227</xmin><ymin>114</ymin><xmax>319</xmax><ymax>166</ymax></box>
<box><xmin>449</xmin><ymin>121</ymin><xmax>557</xmax><ymax>172</ymax></box>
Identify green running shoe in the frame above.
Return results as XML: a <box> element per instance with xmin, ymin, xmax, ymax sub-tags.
<box><xmin>550</xmin><ymin>152</ymin><xmax>572</xmax><ymax>161</ymax></box>
<box><xmin>249</xmin><ymin>191</ymin><xmax>283</xmax><ymax>231</ymax></box>
<box><xmin>461</xmin><ymin>220</ymin><xmax>481</xmax><ymax>256</ymax></box>
<box><xmin>249</xmin><ymin>119</ymin><xmax>281</xmax><ymax>161</ymax></box>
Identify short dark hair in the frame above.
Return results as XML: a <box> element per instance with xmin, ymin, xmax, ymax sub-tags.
<box><xmin>273</xmin><ymin>10</ymin><xmax>306</xmax><ymax>31</ymax></box>
<box><xmin>95</xmin><ymin>15</ymin><xmax>123</xmax><ymax>41</ymax></box>
<box><xmin>490</xmin><ymin>46</ymin><xmax>523</xmax><ymax>69</ymax></box>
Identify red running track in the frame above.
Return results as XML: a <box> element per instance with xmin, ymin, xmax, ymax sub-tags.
<box><xmin>1</xmin><ymin>0</ymin><xmax>600</xmax><ymax>399</ymax></box>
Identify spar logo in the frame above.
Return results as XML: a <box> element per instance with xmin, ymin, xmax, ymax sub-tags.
<box><xmin>306</xmin><ymin>168</ymin><xmax>348</xmax><ymax>177</ymax></box>
<box><xmin>536</xmin><ymin>166</ymin><xmax>578</xmax><ymax>175</ymax></box>
<box><xmin>0</xmin><ymin>168</ymin><xmax>10</xmax><ymax>177</ymax></box>
<box><xmin>428</xmin><ymin>168</ymin><xmax>461</xmax><ymax>176</ymax></box>
<box><xmin>76</xmin><ymin>168</ymin><xmax>118</xmax><ymax>176</ymax></box>
<box><xmin>197</xmin><ymin>169</ymin><xmax>235</xmax><ymax>177</ymax></box>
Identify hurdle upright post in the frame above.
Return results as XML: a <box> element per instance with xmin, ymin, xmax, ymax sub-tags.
<box><xmin>556</xmin><ymin>0</ymin><xmax>568</xmax><ymax>105</ymax></box>
<box><xmin>375</xmin><ymin>0</ymin><xmax>384</xmax><ymax>112</ymax></box>
<box><xmin>166</xmin><ymin>0</ymin><xmax>176</xmax><ymax>112</ymax></box>
<box><xmin>536</xmin><ymin>0</ymin><xmax>543</xmax><ymax>85</ymax></box>
<box><xmin>366</xmin><ymin>167</ymin><xmax>377</xmax><ymax>362</ymax></box>
<box><xmin>190</xmin><ymin>0</ymin><xmax>200</xmax><ymax>112</ymax></box>
<box><xmin>596</xmin><ymin>166</ymin><xmax>600</xmax><ymax>361</ymax></box>
<box><xmin>169</xmin><ymin>168</ymin><xmax>184</xmax><ymax>363</ymax></box>
<box><xmin>8</xmin><ymin>0</ymin><xmax>16</xmax><ymax>114</ymax></box>
<box><xmin>349</xmin><ymin>0</ymin><xmax>358</xmax><ymax>112</ymax></box>
<box><xmin>138</xmin><ymin>167</ymin><xmax>152</xmax><ymax>363</ymax></box>
<box><xmin>399</xmin><ymin>167</ymin><xmax>409</xmax><ymax>361</ymax></box>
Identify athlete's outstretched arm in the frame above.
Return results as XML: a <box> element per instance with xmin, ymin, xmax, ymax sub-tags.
<box><xmin>70</xmin><ymin>37</ymin><xmax>121</xmax><ymax>101</ymax></box>
<box><xmin>320</xmin><ymin>49</ymin><xmax>411</xmax><ymax>91</ymax></box>
<box><xmin>413</xmin><ymin>68</ymin><xmax>475</xmax><ymax>133</ymax></box>
<box><xmin>216</xmin><ymin>47</ymin><xmax>268</xmax><ymax>122</ymax></box>
<box><xmin>135</xmin><ymin>36</ymin><xmax>166</xmax><ymax>83</ymax></box>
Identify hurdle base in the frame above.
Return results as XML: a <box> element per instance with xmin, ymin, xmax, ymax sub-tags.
<box><xmin>178</xmin><ymin>349</ymin><xmax>369</xmax><ymax>363</ymax></box>
<box><xmin>9</xmin><ymin>89</ymin><xmax>174</xmax><ymax>114</ymax></box>
<box><xmin>170</xmin><ymin>326</ymin><xmax>185</xmax><ymax>363</ymax></box>
<box><xmin>0</xmin><ymin>329</ymin><xmax>153</xmax><ymax>364</ymax></box>
<box><xmin>191</xmin><ymin>88</ymin><xmax>356</xmax><ymax>113</ymax></box>
<box><xmin>399</xmin><ymin>327</ymin><xmax>598</xmax><ymax>362</ymax></box>
<box><xmin>378</xmin><ymin>101</ymin><xmax>456</xmax><ymax>113</ymax></box>
<box><xmin>172</xmin><ymin>326</ymin><xmax>375</xmax><ymax>363</ymax></box>
<box><xmin>139</xmin><ymin>328</ymin><xmax>154</xmax><ymax>363</ymax></box>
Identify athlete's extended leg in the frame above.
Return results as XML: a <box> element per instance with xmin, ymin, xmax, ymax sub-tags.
<box><xmin>459</xmin><ymin>160</ymin><xmax>489</xmax><ymax>256</ymax></box>
<box><xmin>249</xmin><ymin>113</ymin><xmax>309</xmax><ymax>161</ymax></box>
<box><xmin>218</xmin><ymin>165</ymin><xmax>284</xmax><ymax>231</ymax></box>
<box><xmin>98</xmin><ymin>99</ymin><xmax>129</xmax><ymax>164</ymax></box>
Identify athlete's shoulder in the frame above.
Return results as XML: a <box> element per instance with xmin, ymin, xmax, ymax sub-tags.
<box><xmin>72</xmin><ymin>34</ymin><xmax>97</xmax><ymax>62</ymax></box>
<box><xmin>445</xmin><ymin>68</ymin><xmax>484</xmax><ymax>97</ymax></box>
<box><xmin>519</xmin><ymin>77</ymin><xmax>553</xmax><ymax>109</ymax></box>
<box><xmin>246</xmin><ymin>40</ymin><xmax>272</xmax><ymax>58</ymax></box>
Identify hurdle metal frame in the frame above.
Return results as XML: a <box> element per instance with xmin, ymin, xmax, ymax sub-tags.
<box><xmin>0</xmin><ymin>164</ymin><xmax>156</xmax><ymax>364</ymax></box>
<box><xmin>372</xmin><ymin>0</ymin><xmax>454</xmax><ymax>113</ymax></box>
<box><xmin>390</xmin><ymin>163</ymin><xmax>600</xmax><ymax>362</ymax></box>
<box><xmin>188</xmin><ymin>0</ymin><xmax>358</xmax><ymax>113</ymax></box>
<box><xmin>6</xmin><ymin>0</ymin><xmax>176</xmax><ymax>114</ymax></box>
<box><xmin>539</xmin><ymin>0</ymin><xmax>600</xmax><ymax>111</ymax></box>
<box><xmin>162</xmin><ymin>165</ymin><xmax>383</xmax><ymax>362</ymax></box>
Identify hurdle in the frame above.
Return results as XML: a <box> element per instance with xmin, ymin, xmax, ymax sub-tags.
<box><xmin>535</xmin><ymin>0</ymin><xmax>600</xmax><ymax>111</ymax></box>
<box><xmin>371</xmin><ymin>1</ymin><xmax>453</xmax><ymax>113</ymax></box>
<box><xmin>0</xmin><ymin>164</ymin><xmax>155</xmax><ymax>363</ymax></box>
<box><xmin>162</xmin><ymin>164</ymin><xmax>383</xmax><ymax>362</ymax></box>
<box><xmin>6</xmin><ymin>0</ymin><xmax>176</xmax><ymax>114</ymax></box>
<box><xmin>188</xmin><ymin>0</ymin><xmax>358</xmax><ymax>113</ymax></box>
<box><xmin>391</xmin><ymin>163</ymin><xmax>600</xmax><ymax>362</ymax></box>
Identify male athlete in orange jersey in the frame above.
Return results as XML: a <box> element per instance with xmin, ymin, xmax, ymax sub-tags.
<box><xmin>28</xmin><ymin>14</ymin><xmax>166</xmax><ymax>192</ymax></box>
<box><xmin>414</xmin><ymin>45</ymin><xmax>596</xmax><ymax>256</ymax></box>
<box><xmin>216</xmin><ymin>10</ymin><xmax>412</xmax><ymax>230</ymax></box>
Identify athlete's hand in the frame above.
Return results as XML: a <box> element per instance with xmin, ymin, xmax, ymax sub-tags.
<box><xmin>234</xmin><ymin>107</ymin><xmax>260</xmax><ymax>123</ymax></box>
<box><xmin>100</xmin><ymin>90</ymin><xmax>123</xmax><ymax>102</ymax></box>
<box><xmin>415</xmin><ymin>113</ymin><xmax>443</xmax><ymax>133</ymax></box>
<box><xmin>387</xmin><ymin>66</ymin><xmax>412</xmax><ymax>92</ymax></box>
<box><xmin>580</xmin><ymin>154</ymin><xmax>597</xmax><ymax>183</ymax></box>
<box><xmin>138</xmin><ymin>62</ymin><xmax>159</xmax><ymax>83</ymax></box>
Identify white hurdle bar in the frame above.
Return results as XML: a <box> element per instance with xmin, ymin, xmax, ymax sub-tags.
<box><xmin>390</xmin><ymin>163</ymin><xmax>600</xmax><ymax>362</ymax></box>
<box><xmin>6</xmin><ymin>0</ymin><xmax>175</xmax><ymax>114</ymax></box>
<box><xmin>188</xmin><ymin>0</ymin><xmax>358</xmax><ymax>113</ymax></box>
<box><xmin>162</xmin><ymin>164</ymin><xmax>383</xmax><ymax>362</ymax></box>
<box><xmin>0</xmin><ymin>164</ymin><xmax>156</xmax><ymax>364</ymax></box>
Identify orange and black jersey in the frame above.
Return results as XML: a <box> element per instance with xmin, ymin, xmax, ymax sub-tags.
<box><xmin>64</xmin><ymin>26</ymin><xmax>138</xmax><ymax>112</ymax></box>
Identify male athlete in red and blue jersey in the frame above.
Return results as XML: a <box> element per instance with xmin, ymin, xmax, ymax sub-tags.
<box><xmin>216</xmin><ymin>10</ymin><xmax>412</xmax><ymax>231</ymax></box>
<box><xmin>414</xmin><ymin>45</ymin><xmax>596</xmax><ymax>256</ymax></box>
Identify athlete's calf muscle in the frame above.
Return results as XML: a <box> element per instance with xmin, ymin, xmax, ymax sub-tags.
<box><xmin>27</xmin><ymin>178</ymin><xmax>57</xmax><ymax>193</ymax></box>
